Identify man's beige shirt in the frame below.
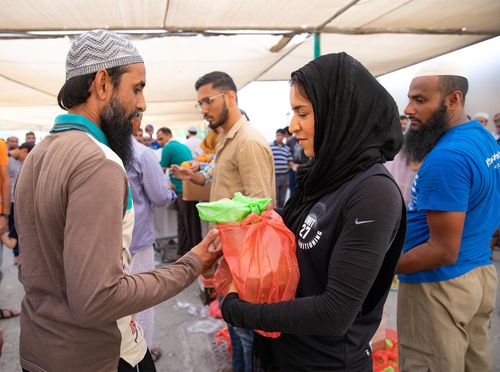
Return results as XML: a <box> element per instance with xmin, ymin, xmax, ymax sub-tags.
<box><xmin>210</xmin><ymin>115</ymin><xmax>275</xmax><ymax>203</ymax></box>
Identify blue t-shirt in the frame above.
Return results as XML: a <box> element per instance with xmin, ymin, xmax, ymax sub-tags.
<box><xmin>399</xmin><ymin>120</ymin><xmax>500</xmax><ymax>283</ymax></box>
<box><xmin>159</xmin><ymin>140</ymin><xmax>192</xmax><ymax>193</ymax></box>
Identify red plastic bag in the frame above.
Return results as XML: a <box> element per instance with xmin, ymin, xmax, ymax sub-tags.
<box><xmin>372</xmin><ymin>329</ymin><xmax>399</xmax><ymax>372</ymax></box>
<box><xmin>209</xmin><ymin>298</ymin><xmax>222</xmax><ymax>318</ymax></box>
<box><xmin>214</xmin><ymin>210</ymin><xmax>300</xmax><ymax>338</ymax></box>
<box><xmin>214</xmin><ymin>326</ymin><xmax>232</xmax><ymax>352</ymax></box>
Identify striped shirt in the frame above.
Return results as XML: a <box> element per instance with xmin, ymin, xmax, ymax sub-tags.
<box><xmin>200</xmin><ymin>157</ymin><xmax>216</xmax><ymax>185</ymax></box>
<box><xmin>270</xmin><ymin>141</ymin><xmax>293</xmax><ymax>175</ymax></box>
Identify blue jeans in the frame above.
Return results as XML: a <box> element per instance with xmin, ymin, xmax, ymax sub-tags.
<box><xmin>275</xmin><ymin>174</ymin><xmax>289</xmax><ymax>209</ymax></box>
<box><xmin>228</xmin><ymin>325</ymin><xmax>254</xmax><ymax>372</ymax></box>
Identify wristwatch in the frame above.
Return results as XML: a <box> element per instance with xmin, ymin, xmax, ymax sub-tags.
<box><xmin>0</xmin><ymin>213</ymin><xmax>9</xmax><ymax>218</ymax></box>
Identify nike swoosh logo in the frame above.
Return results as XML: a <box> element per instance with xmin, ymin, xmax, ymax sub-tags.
<box><xmin>355</xmin><ymin>218</ymin><xmax>375</xmax><ymax>225</ymax></box>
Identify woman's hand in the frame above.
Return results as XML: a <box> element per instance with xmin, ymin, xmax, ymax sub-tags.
<box><xmin>228</xmin><ymin>280</ymin><xmax>239</xmax><ymax>294</ymax></box>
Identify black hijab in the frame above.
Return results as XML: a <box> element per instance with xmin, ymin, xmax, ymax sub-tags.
<box><xmin>283</xmin><ymin>53</ymin><xmax>403</xmax><ymax>235</ymax></box>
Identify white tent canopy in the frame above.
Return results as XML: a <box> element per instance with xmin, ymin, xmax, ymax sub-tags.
<box><xmin>1</xmin><ymin>0</ymin><xmax>499</xmax><ymax>131</ymax></box>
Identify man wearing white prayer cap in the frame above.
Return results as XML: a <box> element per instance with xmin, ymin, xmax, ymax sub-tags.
<box><xmin>184</xmin><ymin>124</ymin><xmax>203</xmax><ymax>158</ymax></box>
<box><xmin>396</xmin><ymin>59</ymin><xmax>500</xmax><ymax>371</ymax></box>
<box><xmin>473</xmin><ymin>111</ymin><xmax>489</xmax><ymax>127</ymax></box>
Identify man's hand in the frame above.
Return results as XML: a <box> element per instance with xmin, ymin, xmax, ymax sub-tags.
<box><xmin>188</xmin><ymin>160</ymin><xmax>201</xmax><ymax>172</ymax></box>
<box><xmin>170</xmin><ymin>164</ymin><xmax>195</xmax><ymax>181</ymax></box>
<box><xmin>191</xmin><ymin>229</ymin><xmax>223</xmax><ymax>271</ymax></box>
<box><xmin>170</xmin><ymin>164</ymin><xmax>207</xmax><ymax>186</ymax></box>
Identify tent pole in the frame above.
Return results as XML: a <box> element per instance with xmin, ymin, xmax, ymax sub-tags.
<box><xmin>314</xmin><ymin>33</ymin><xmax>321</xmax><ymax>58</ymax></box>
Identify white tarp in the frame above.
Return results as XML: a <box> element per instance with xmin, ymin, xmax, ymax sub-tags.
<box><xmin>1</xmin><ymin>0</ymin><xmax>499</xmax><ymax>130</ymax></box>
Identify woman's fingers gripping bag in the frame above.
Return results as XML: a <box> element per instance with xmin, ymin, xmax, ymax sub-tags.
<box><xmin>215</xmin><ymin>210</ymin><xmax>300</xmax><ymax>338</ymax></box>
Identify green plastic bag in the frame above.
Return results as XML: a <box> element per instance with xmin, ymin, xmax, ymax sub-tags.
<box><xmin>196</xmin><ymin>192</ymin><xmax>272</xmax><ymax>223</ymax></box>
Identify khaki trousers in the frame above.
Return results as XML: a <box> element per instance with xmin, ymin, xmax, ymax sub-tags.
<box><xmin>397</xmin><ymin>265</ymin><xmax>497</xmax><ymax>372</ymax></box>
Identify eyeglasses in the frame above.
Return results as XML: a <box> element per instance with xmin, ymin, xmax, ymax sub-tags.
<box><xmin>195</xmin><ymin>93</ymin><xmax>225</xmax><ymax>112</ymax></box>
<box><xmin>494</xmin><ymin>118</ymin><xmax>500</xmax><ymax>124</ymax></box>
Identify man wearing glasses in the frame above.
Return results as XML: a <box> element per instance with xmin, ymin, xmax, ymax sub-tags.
<box><xmin>172</xmin><ymin>71</ymin><xmax>275</xmax><ymax>372</ymax></box>
<box><xmin>173</xmin><ymin>71</ymin><xmax>275</xmax><ymax>205</ymax></box>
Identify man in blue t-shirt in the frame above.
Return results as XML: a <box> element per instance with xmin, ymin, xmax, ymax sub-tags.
<box><xmin>396</xmin><ymin>62</ymin><xmax>499</xmax><ymax>371</ymax></box>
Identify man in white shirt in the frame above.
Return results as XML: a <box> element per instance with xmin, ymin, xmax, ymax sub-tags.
<box><xmin>492</xmin><ymin>112</ymin><xmax>500</xmax><ymax>142</ymax></box>
<box><xmin>185</xmin><ymin>126</ymin><xmax>203</xmax><ymax>158</ymax></box>
<box><xmin>473</xmin><ymin>112</ymin><xmax>489</xmax><ymax>127</ymax></box>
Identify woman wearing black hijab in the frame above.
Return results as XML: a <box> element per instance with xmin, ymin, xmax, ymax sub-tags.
<box><xmin>221</xmin><ymin>53</ymin><xmax>406</xmax><ymax>371</ymax></box>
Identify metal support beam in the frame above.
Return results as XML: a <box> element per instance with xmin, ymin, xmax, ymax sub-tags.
<box><xmin>314</xmin><ymin>33</ymin><xmax>321</xmax><ymax>58</ymax></box>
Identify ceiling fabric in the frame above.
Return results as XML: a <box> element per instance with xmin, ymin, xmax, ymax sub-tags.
<box><xmin>1</xmin><ymin>0</ymin><xmax>499</xmax><ymax>130</ymax></box>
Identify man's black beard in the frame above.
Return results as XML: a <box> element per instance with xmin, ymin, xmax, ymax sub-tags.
<box><xmin>100</xmin><ymin>96</ymin><xmax>137</xmax><ymax>168</ymax></box>
<box><xmin>207</xmin><ymin>102</ymin><xmax>229</xmax><ymax>130</ymax></box>
<box><xmin>403</xmin><ymin>103</ymin><xmax>450</xmax><ymax>163</ymax></box>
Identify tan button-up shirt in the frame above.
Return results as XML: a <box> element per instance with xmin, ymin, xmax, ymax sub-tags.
<box><xmin>210</xmin><ymin>115</ymin><xmax>276</xmax><ymax>204</ymax></box>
